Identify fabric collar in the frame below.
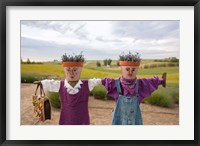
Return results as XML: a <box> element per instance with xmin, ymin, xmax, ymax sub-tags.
<box><xmin>64</xmin><ymin>79</ymin><xmax>83</xmax><ymax>94</ymax></box>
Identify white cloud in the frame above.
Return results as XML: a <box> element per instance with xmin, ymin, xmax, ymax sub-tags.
<box><xmin>21</xmin><ymin>20</ymin><xmax>179</xmax><ymax>61</ymax></box>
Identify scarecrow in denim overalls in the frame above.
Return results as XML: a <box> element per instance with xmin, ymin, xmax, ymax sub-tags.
<box><xmin>102</xmin><ymin>52</ymin><xmax>167</xmax><ymax>125</ymax></box>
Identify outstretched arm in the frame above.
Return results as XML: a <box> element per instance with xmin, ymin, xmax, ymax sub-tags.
<box><xmin>139</xmin><ymin>72</ymin><xmax>167</xmax><ymax>99</ymax></box>
<box><xmin>34</xmin><ymin>79</ymin><xmax>60</xmax><ymax>92</ymax></box>
<box><xmin>88</xmin><ymin>78</ymin><xmax>102</xmax><ymax>91</ymax></box>
<box><xmin>101</xmin><ymin>78</ymin><xmax>119</xmax><ymax>99</ymax></box>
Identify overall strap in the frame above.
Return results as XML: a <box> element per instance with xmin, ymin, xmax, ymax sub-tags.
<box><xmin>135</xmin><ymin>79</ymin><xmax>139</xmax><ymax>95</ymax></box>
<box><xmin>115</xmin><ymin>79</ymin><xmax>122</xmax><ymax>94</ymax></box>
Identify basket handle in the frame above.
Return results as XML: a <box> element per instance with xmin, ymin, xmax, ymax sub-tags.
<box><xmin>40</xmin><ymin>83</ymin><xmax>45</xmax><ymax>96</ymax></box>
<box><xmin>34</xmin><ymin>83</ymin><xmax>45</xmax><ymax>96</ymax></box>
<box><xmin>34</xmin><ymin>83</ymin><xmax>41</xmax><ymax>96</ymax></box>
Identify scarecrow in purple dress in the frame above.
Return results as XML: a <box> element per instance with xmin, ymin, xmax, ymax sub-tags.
<box><xmin>34</xmin><ymin>53</ymin><xmax>101</xmax><ymax>125</ymax></box>
<box><xmin>101</xmin><ymin>52</ymin><xmax>167</xmax><ymax>125</ymax></box>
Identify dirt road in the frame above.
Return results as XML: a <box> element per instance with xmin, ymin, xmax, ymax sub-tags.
<box><xmin>21</xmin><ymin>83</ymin><xmax>179</xmax><ymax>125</ymax></box>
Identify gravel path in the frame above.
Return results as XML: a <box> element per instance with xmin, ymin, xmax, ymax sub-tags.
<box><xmin>21</xmin><ymin>83</ymin><xmax>179</xmax><ymax>125</ymax></box>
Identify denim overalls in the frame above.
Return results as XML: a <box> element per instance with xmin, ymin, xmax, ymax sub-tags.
<box><xmin>112</xmin><ymin>79</ymin><xmax>143</xmax><ymax>125</ymax></box>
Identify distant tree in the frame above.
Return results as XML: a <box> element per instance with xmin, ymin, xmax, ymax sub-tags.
<box><xmin>117</xmin><ymin>61</ymin><xmax>119</xmax><ymax>66</ymax></box>
<box><xmin>37</xmin><ymin>62</ymin><xmax>43</xmax><ymax>64</ymax></box>
<box><xmin>103</xmin><ymin>59</ymin><xmax>108</xmax><ymax>66</ymax></box>
<box><xmin>27</xmin><ymin>58</ymin><xmax>31</xmax><ymax>64</ymax></box>
<box><xmin>96</xmin><ymin>61</ymin><xmax>101</xmax><ymax>67</ymax></box>
<box><xmin>154</xmin><ymin>57</ymin><xmax>179</xmax><ymax>63</ymax></box>
<box><xmin>53</xmin><ymin>59</ymin><xmax>58</xmax><ymax>62</ymax></box>
<box><xmin>103</xmin><ymin>59</ymin><xmax>112</xmax><ymax>66</ymax></box>
<box><xmin>107</xmin><ymin>59</ymin><xmax>112</xmax><ymax>66</ymax></box>
<box><xmin>170</xmin><ymin>57</ymin><xmax>179</xmax><ymax>62</ymax></box>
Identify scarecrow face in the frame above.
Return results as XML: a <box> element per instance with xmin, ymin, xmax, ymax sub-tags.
<box><xmin>64</xmin><ymin>67</ymin><xmax>82</xmax><ymax>81</ymax></box>
<box><xmin>120</xmin><ymin>66</ymin><xmax>139</xmax><ymax>79</ymax></box>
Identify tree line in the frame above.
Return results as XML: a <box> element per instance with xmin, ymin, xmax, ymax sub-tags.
<box><xmin>21</xmin><ymin>58</ymin><xmax>43</xmax><ymax>64</ymax></box>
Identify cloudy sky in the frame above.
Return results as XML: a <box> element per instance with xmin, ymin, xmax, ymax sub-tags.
<box><xmin>21</xmin><ymin>20</ymin><xmax>179</xmax><ymax>61</ymax></box>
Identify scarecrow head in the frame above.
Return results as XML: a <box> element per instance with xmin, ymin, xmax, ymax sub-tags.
<box><xmin>61</xmin><ymin>52</ymin><xmax>84</xmax><ymax>82</ymax></box>
<box><xmin>119</xmin><ymin>52</ymin><xmax>141</xmax><ymax>80</ymax></box>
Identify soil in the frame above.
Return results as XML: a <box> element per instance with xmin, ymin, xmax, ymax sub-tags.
<box><xmin>21</xmin><ymin>83</ymin><xmax>179</xmax><ymax>125</ymax></box>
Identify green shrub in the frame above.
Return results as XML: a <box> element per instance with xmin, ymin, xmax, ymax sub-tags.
<box><xmin>154</xmin><ymin>59</ymin><xmax>163</xmax><ymax>62</ymax></box>
<box><xmin>157</xmin><ymin>63</ymin><xmax>167</xmax><ymax>67</ymax></box>
<box><xmin>91</xmin><ymin>85</ymin><xmax>106</xmax><ymax>100</ymax></box>
<box><xmin>144</xmin><ymin>92</ymin><xmax>174</xmax><ymax>107</ymax></box>
<box><xmin>48</xmin><ymin>92</ymin><xmax>61</xmax><ymax>108</ymax></box>
<box><xmin>143</xmin><ymin>64</ymin><xmax>149</xmax><ymax>69</ymax></box>
<box><xmin>21</xmin><ymin>74</ymin><xmax>47</xmax><ymax>83</ymax></box>
<box><xmin>96</xmin><ymin>61</ymin><xmax>101</xmax><ymax>67</ymax></box>
<box><xmin>116</xmin><ymin>61</ymin><xmax>120</xmax><ymax>66</ymax></box>
<box><xmin>171</xmin><ymin>91</ymin><xmax>179</xmax><ymax>104</ymax></box>
<box><xmin>149</xmin><ymin>64</ymin><xmax>157</xmax><ymax>68</ymax></box>
<box><xmin>167</xmin><ymin>62</ymin><xmax>176</xmax><ymax>67</ymax></box>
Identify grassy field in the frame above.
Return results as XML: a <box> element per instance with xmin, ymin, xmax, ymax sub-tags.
<box><xmin>21</xmin><ymin>60</ymin><xmax>179</xmax><ymax>107</ymax></box>
<box><xmin>21</xmin><ymin>60</ymin><xmax>179</xmax><ymax>87</ymax></box>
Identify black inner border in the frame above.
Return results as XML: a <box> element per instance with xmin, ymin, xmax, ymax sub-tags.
<box><xmin>0</xmin><ymin>0</ymin><xmax>199</xmax><ymax>146</ymax></box>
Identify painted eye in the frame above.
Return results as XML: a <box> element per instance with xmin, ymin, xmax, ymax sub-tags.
<box><xmin>126</xmin><ymin>68</ymin><xmax>130</xmax><ymax>71</ymax></box>
<box><xmin>132</xmin><ymin>68</ymin><xmax>135</xmax><ymax>72</ymax></box>
<box><xmin>73</xmin><ymin>68</ymin><xmax>77</xmax><ymax>72</ymax></box>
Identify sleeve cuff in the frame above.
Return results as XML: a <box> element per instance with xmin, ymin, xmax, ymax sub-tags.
<box><xmin>88</xmin><ymin>78</ymin><xmax>102</xmax><ymax>91</ymax></box>
<box><xmin>41</xmin><ymin>79</ymin><xmax>60</xmax><ymax>92</ymax></box>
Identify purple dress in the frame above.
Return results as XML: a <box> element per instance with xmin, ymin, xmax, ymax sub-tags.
<box><xmin>102</xmin><ymin>76</ymin><xmax>164</xmax><ymax>104</ymax></box>
<box><xmin>59</xmin><ymin>80</ymin><xmax>90</xmax><ymax>125</ymax></box>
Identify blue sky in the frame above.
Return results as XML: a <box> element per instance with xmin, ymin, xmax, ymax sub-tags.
<box><xmin>21</xmin><ymin>21</ymin><xmax>179</xmax><ymax>61</ymax></box>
